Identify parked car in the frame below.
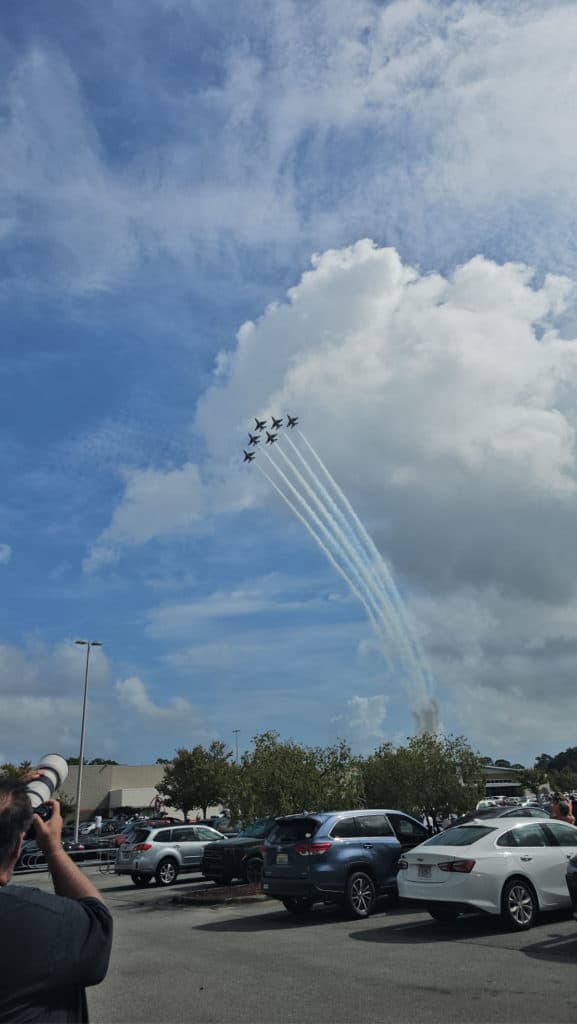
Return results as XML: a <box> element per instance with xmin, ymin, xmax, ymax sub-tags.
<box><xmin>113</xmin><ymin>818</ymin><xmax>178</xmax><ymax>848</ymax></box>
<box><xmin>451</xmin><ymin>805</ymin><xmax>550</xmax><ymax>828</ymax></box>
<box><xmin>398</xmin><ymin>818</ymin><xmax>577</xmax><ymax>930</ymax></box>
<box><xmin>262</xmin><ymin>809</ymin><xmax>429</xmax><ymax>918</ymax></box>
<box><xmin>565</xmin><ymin>851</ymin><xmax>577</xmax><ymax>917</ymax></box>
<box><xmin>115</xmin><ymin>823</ymin><xmax>226</xmax><ymax>886</ymax></box>
<box><xmin>201</xmin><ymin>818</ymin><xmax>278</xmax><ymax>885</ymax></box>
<box><xmin>16</xmin><ymin>836</ymin><xmax>100</xmax><ymax>870</ymax></box>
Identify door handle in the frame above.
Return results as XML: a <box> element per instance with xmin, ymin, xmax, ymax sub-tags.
<box><xmin>362</xmin><ymin>843</ymin><xmax>373</xmax><ymax>849</ymax></box>
<box><xmin>519</xmin><ymin>855</ymin><xmax>532</xmax><ymax>861</ymax></box>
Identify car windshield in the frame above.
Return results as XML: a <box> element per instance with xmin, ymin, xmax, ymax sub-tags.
<box><xmin>238</xmin><ymin>819</ymin><xmax>274</xmax><ymax>839</ymax></box>
<box><xmin>425</xmin><ymin>825</ymin><xmax>496</xmax><ymax>846</ymax></box>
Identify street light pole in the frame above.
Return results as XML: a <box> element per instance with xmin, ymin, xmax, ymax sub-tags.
<box><xmin>73</xmin><ymin>640</ymin><xmax>102</xmax><ymax>843</ymax></box>
<box><xmin>233</xmin><ymin>729</ymin><xmax>240</xmax><ymax>764</ymax></box>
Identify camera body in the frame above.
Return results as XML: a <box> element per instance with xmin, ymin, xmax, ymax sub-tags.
<box><xmin>26</xmin><ymin>754</ymin><xmax>68</xmax><ymax>836</ymax></box>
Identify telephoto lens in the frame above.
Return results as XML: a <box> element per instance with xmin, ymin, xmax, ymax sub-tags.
<box><xmin>26</xmin><ymin>754</ymin><xmax>69</xmax><ymax>822</ymax></box>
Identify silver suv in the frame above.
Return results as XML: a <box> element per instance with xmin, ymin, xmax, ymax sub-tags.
<box><xmin>115</xmin><ymin>823</ymin><xmax>226</xmax><ymax>887</ymax></box>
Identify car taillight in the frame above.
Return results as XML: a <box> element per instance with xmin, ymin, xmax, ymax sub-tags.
<box><xmin>134</xmin><ymin>843</ymin><xmax>152</xmax><ymax>852</ymax></box>
<box><xmin>398</xmin><ymin>857</ymin><xmax>408</xmax><ymax>870</ymax></box>
<box><xmin>437</xmin><ymin>859</ymin><xmax>475</xmax><ymax>873</ymax></box>
<box><xmin>293</xmin><ymin>842</ymin><xmax>331</xmax><ymax>856</ymax></box>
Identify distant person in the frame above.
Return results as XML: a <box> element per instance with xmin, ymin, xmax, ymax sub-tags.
<box><xmin>558</xmin><ymin>800</ymin><xmax>575</xmax><ymax>825</ymax></box>
<box><xmin>549</xmin><ymin>794</ymin><xmax>561</xmax><ymax>819</ymax></box>
<box><xmin>0</xmin><ymin>775</ymin><xmax>113</xmax><ymax>1022</ymax></box>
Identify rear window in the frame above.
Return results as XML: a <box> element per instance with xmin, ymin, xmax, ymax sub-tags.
<box><xmin>425</xmin><ymin>825</ymin><xmax>496</xmax><ymax>846</ymax></box>
<box><xmin>130</xmin><ymin>828</ymin><xmax>151</xmax><ymax>845</ymax></box>
<box><xmin>268</xmin><ymin>819</ymin><xmax>319</xmax><ymax>844</ymax></box>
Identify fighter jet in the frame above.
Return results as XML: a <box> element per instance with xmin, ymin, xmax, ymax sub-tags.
<box><xmin>287</xmin><ymin>415</ymin><xmax>299</xmax><ymax>428</ymax></box>
<box><xmin>254</xmin><ymin>418</ymin><xmax>267</xmax><ymax>431</ymax></box>
<box><xmin>271</xmin><ymin>416</ymin><xmax>283</xmax><ymax>429</ymax></box>
<box><xmin>243</xmin><ymin>450</ymin><xmax>255</xmax><ymax>463</ymax></box>
<box><xmin>265</xmin><ymin>431</ymin><xmax>278</xmax><ymax>445</ymax></box>
<box><xmin>248</xmin><ymin>433</ymin><xmax>260</xmax><ymax>446</ymax></box>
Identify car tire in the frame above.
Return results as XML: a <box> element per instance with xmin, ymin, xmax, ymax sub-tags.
<box><xmin>131</xmin><ymin>872</ymin><xmax>151</xmax><ymax>888</ymax></box>
<box><xmin>155</xmin><ymin>858</ymin><xmax>179</xmax><ymax>887</ymax></box>
<box><xmin>244</xmin><ymin>857</ymin><xmax>263</xmax><ymax>885</ymax></box>
<box><xmin>428</xmin><ymin>908</ymin><xmax>460</xmax><ymax>922</ymax></box>
<box><xmin>345</xmin><ymin>871</ymin><xmax>376</xmax><ymax>919</ymax></box>
<box><xmin>501</xmin><ymin>877</ymin><xmax>538</xmax><ymax>931</ymax></box>
<box><xmin>282</xmin><ymin>897</ymin><xmax>313</xmax><ymax>915</ymax></box>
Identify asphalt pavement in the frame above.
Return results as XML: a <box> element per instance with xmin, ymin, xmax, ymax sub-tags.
<box><xmin>14</xmin><ymin>867</ymin><xmax>577</xmax><ymax>1023</ymax></box>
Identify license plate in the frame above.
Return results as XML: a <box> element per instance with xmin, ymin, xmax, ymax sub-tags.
<box><xmin>418</xmin><ymin>864</ymin><xmax>431</xmax><ymax>879</ymax></box>
<box><xmin>276</xmin><ymin>853</ymin><xmax>288</xmax><ymax>865</ymax></box>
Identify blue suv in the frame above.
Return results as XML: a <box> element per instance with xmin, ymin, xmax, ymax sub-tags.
<box><xmin>262</xmin><ymin>808</ymin><xmax>429</xmax><ymax>918</ymax></box>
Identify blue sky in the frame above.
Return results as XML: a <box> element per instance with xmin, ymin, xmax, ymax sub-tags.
<box><xmin>2</xmin><ymin>0</ymin><xmax>577</xmax><ymax>768</ymax></box>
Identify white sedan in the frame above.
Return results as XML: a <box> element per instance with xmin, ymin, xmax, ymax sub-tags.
<box><xmin>398</xmin><ymin>818</ymin><xmax>577</xmax><ymax>930</ymax></box>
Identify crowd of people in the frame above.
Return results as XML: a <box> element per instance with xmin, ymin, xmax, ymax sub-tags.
<box><xmin>475</xmin><ymin>791</ymin><xmax>576</xmax><ymax>824</ymax></box>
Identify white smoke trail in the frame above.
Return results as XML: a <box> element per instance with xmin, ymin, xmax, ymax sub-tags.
<box><xmin>280</xmin><ymin>432</ymin><xmax>427</xmax><ymax>702</ymax></box>
<box><xmin>272</xmin><ymin>442</ymin><xmax>413</xmax><ymax>678</ymax></box>
<box><xmin>256</xmin><ymin>459</ymin><xmax>387</xmax><ymax>652</ymax></box>
<box><xmin>297</xmin><ymin>431</ymin><xmax>437</xmax><ymax>713</ymax></box>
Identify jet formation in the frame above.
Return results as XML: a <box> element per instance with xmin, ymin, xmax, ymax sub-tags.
<box><xmin>242</xmin><ymin>414</ymin><xmax>298</xmax><ymax>462</ymax></box>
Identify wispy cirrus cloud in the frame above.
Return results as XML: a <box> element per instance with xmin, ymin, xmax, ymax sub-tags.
<box><xmin>2</xmin><ymin>2</ymin><xmax>577</xmax><ymax>297</ymax></box>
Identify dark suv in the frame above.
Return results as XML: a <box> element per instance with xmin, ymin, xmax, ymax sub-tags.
<box><xmin>201</xmin><ymin>817</ymin><xmax>277</xmax><ymax>884</ymax></box>
<box><xmin>262</xmin><ymin>809</ymin><xmax>429</xmax><ymax>917</ymax></box>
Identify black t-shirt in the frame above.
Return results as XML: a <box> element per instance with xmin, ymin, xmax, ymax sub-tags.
<box><xmin>0</xmin><ymin>884</ymin><xmax>113</xmax><ymax>1023</ymax></box>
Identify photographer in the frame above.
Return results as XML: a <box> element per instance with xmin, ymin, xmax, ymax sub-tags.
<box><xmin>0</xmin><ymin>776</ymin><xmax>113</xmax><ymax>1023</ymax></box>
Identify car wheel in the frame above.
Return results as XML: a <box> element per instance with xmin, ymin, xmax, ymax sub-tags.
<box><xmin>131</xmin><ymin>872</ymin><xmax>151</xmax><ymax>888</ymax></box>
<box><xmin>345</xmin><ymin>871</ymin><xmax>376</xmax><ymax>919</ymax></box>
<box><xmin>501</xmin><ymin>878</ymin><xmax>537</xmax><ymax>931</ymax></box>
<box><xmin>282</xmin><ymin>897</ymin><xmax>313</xmax><ymax>915</ymax></box>
<box><xmin>428</xmin><ymin>908</ymin><xmax>460</xmax><ymax>922</ymax></box>
<box><xmin>244</xmin><ymin>857</ymin><xmax>263</xmax><ymax>885</ymax></box>
<box><xmin>155</xmin><ymin>858</ymin><xmax>178</xmax><ymax>887</ymax></box>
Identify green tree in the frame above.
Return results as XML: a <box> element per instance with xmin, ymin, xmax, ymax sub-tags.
<box><xmin>362</xmin><ymin>734</ymin><xmax>484</xmax><ymax>823</ymax></box>
<box><xmin>224</xmin><ymin>732</ymin><xmax>365</xmax><ymax>822</ymax></box>
<box><xmin>1</xmin><ymin>761</ymin><xmax>30</xmax><ymax>778</ymax></box>
<box><xmin>226</xmin><ymin>731</ymin><xmax>319</xmax><ymax>821</ymax></box>
<box><xmin>518</xmin><ymin>767</ymin><xmax>548</xmax><ymax>795</ymax></box>
<box><xmin>157</xmin><ymin>741</ymin><xmax>234</xmax><ymax>819</ymax></box>
<box><xmin>363</xmin><ymin>743</ymin><xmax>412</xmax><ymax>810</ymax></box>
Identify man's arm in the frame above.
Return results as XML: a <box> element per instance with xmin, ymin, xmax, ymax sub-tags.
<box><xmin>33</xmin><ymin>800</ymin><xmax>105</xmax><ymax>902</ymax></box>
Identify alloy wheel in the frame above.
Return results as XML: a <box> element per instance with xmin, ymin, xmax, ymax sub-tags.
<box><xmin>504</xmin><ymin>881</ymin><xmax>536</xmax><ymax>930</ymax></box>
<box><xmin>346</xmin><ymin>872</ymin><xmax>376</xmax><ymax>918</ymax></box>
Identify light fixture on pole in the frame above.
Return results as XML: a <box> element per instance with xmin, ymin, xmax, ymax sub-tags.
<box><xmin>73</xmin><ymin>640</ymin><xmax>102</xmax><ymax>843</ymax></box>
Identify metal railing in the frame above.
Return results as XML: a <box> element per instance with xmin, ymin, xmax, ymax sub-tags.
<box><xmin>15</xmin><ymin>846</ymin><xmax>118</xmax><ymax>874</ymax></box>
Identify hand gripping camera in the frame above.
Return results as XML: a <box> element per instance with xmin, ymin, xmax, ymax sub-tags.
<box><xmin>26</xmin><ymin>754</ymin><xmax>69</xmax><ymax>825</ymax></box>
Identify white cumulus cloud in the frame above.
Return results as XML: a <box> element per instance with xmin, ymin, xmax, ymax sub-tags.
<box><xmin>116</xmin><ymin>675</ymin><xmax>199</xmax><ymax>723</ymax></box>
<box><xmin>83</xmin><ymin>463</ymin><xmax>205</xmax><ymax>573</ymax></box>
<box><xmin>193</xmin><ymin>240</ymin><xmax>577</xmax><ymax>758</ymax></box>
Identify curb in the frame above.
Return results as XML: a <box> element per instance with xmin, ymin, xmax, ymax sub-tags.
<box><xmin>171</xmin><ymin>885</ymin><xmax>269</xmax><ymax>907</ymax></box>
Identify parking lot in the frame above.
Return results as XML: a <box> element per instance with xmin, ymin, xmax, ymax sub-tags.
<box><xmin>15</xmin><ymin>868</ymin><xmax>577</xmax><ymax>1023</ymax></box>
